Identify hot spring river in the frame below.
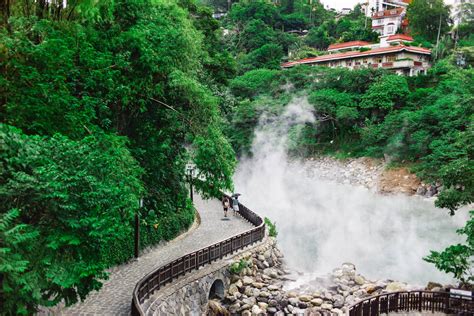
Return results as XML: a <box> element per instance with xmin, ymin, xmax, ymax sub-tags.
<box><xmin>233</xmin><ymin>97</ymin><xmax>469</xmax><ymax>286</ymax></box>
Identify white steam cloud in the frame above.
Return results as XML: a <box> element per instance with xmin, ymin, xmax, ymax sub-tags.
<box><xmin>234</xmin><ymin>97</ymin><xmax>468</xmax><ymax>285</ymax></box>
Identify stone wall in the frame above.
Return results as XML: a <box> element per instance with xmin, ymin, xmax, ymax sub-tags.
<box><xmin>147</xmin><ymin>269</ymin><xmax>230</xmax><ymax>315</ymax></box>
<box><xmin>142</xmin><ymin>236</ymin><xmax>271</xmax><ymax>316</ymax></box>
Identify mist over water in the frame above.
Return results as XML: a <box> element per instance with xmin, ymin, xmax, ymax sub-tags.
<box><xmin>234</xmin><ymin>97</ymin><xmax>468</xmax><ymax>286</ymax></box>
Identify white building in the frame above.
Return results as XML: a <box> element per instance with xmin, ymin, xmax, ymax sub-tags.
<box><xmin>282</xmin><ymin>35</ymin><xmax>431</xmax><ymax>76</ymax></box>
<box><xmin>362</xmin><ymin>0</ymin><xmax>411</xmax><ymax>17</ymax></box>
<box><xmin>371</xmin><ymin>7</ymin><xmax>409</xmax><ymax>43</ymax></box>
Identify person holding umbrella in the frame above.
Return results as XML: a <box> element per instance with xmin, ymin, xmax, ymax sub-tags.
<box><xmin>231</xmin><ymin>193</ymin><xmax>241</xmax><ymax>216</ymax></box>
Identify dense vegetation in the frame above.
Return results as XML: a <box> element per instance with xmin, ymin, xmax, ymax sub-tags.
<box><xmin>0</xmin><ymin>0</ymin><xmax>235</xmax><ymax>313</ymax></box>
<box><xmin>0</xmin><ymin>0</ymin><xmax>473</xmax><ymax>313</ymax></box>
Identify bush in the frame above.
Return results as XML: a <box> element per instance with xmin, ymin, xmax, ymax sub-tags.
<box><xmin>230</xmin><ymin>69</ymin><xmax>279</xmax><ymax>99</ymax></box>
<box><xmin>229</xmin><ymin>259</ymin><xmax>249</xmax><ymax>274</ymax></box>
<box><xmin>264</xmin><ymin>217</ymin><xmax>278</xmax><ymax>237</ymax></box>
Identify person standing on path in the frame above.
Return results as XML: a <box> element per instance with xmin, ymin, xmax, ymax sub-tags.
<box><xmin>222</xmin><ymin>195</ymin><xmax>230</xmax><ymax>217</ymax></box>
<box><xmin>232</xmin><ymin>195</ymin><xmax>240</xmax><ymax>215</ymax></box>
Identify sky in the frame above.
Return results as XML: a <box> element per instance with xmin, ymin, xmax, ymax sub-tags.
<box><xmin>320</xmin><ymin>0</ymin><xmax>360</xmax><ymax>11</ymax></box>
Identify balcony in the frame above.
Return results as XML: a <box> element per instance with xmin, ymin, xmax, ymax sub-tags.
<box><xmin>381</xmin><ymin>60</ymin><xmax>425</xmax><ymax>69</ymax></box>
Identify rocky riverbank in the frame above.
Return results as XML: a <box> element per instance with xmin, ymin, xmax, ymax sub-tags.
<box><xmin>302</xmin><ymin>156</ymin><xmax>442</xmax><ymax>198</ymax></box>
<box><xmin>211</xmin><ymin>237</ymin><xmax>451</xmax><ymax>316</ymax></box>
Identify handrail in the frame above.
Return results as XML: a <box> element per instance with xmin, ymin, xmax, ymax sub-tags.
<box><xmin>131</xmin><ymin>196</ymin><xmax>265</xmax><ymax>316</ymax></box>
<box><xmin>348</xmin><ymin>290</ymin><xmax>474</xmax><ymax>316</ymax></box>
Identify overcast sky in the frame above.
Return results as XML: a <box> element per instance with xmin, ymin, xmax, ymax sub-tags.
<box><xmin>320</xmin><ymin>0</ymin><xmax>359</xmax><ymax>10</ymax></box>
<box><xmin>320</xmin><ymin>0</ymin><xmax>454</xmax><ymax>11</ymax></box>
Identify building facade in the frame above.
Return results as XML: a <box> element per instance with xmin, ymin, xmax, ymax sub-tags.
<box><xmin>282</xmin><ymin>39</ymin><xmax>431</xmax><ymax>76</ymax></box>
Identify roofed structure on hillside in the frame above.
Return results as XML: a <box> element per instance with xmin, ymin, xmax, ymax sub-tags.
<box><xmin>371</xmin><ymin>7</ymin><xmax>408</xmax><ymax>41</ymax></box>
<box><xmin>282</xmin><ymin>44</ymin><xmax>431</xmax><ymax>76</ymax></box>
<box><xmin>327</xmin><ymin>41</ymin><xmax>372</xmax><ymax>52</ymax></box>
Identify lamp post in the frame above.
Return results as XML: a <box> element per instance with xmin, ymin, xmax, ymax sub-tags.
<box><xmin>135</xmin><ymin>198</ymin><xmax>143</xmax><ymax>259</ymax></box>
<box><xmin>186</xmin><ymin>163</ymin><xmax>196</xmax><ymax>202</ymax></box>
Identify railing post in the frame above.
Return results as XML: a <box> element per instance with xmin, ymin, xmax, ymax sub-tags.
<box><xmin>418</xmin><ymin>291</ymin><xmax>422</xmax><ymax>311</ymax></box>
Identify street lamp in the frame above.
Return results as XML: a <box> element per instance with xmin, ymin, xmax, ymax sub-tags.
<box><xmin>135</xmin><ymin>198</ymin><xmax>143</xmax><ymax>259</ymax></box>
<box><xmin>186</xmin><ymin>163</ymin><xmax>196</xmax><ymax>202</ymax></box>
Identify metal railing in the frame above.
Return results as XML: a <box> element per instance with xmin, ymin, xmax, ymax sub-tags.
<box><xmin>348</xmin><ymin>290</ymin><xmax>474</xmax><ymax>316</ymax></box>
<box><xmin>131</xmin><ymin>197</ymin><xmax>265</xmax><ymax>316</ymax></box>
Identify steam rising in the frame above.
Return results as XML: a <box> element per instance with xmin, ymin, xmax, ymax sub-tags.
<box><xmin>234</xmin><ymin>97</ymin><xmax>468</xmax><ymax>285</ymax></box>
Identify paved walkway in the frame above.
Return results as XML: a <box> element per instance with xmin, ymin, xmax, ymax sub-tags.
<box><xmin>60</xmin><ymin>195</ymin><xmax>253</xmax><ymax>316</ymax></box>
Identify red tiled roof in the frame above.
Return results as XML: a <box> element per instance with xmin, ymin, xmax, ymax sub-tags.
<box><xmin>387</xmin><ymin>34</ymin><xmax>413</xmax><ymax>42</ymax></box>
<box><xmin>372</xmin><ymin>7</ymin><xmax>404</xmax><ymax>19</ymax></box>
<box><xmin>328</xmin><ymin>41</ymin><xmax>371</xmax><ymax>50</ymax></box>
<box><xmin>281</xmin><ymin>45</ymin><xmax>430</xmax><ymax>68</ymax></box>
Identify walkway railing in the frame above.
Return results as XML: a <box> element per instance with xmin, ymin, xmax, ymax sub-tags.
<box><xmin>131</xmin><ymin>197</ymin><xmax>265</xmax><ymax>316</ymax></box>
<box><xmin>348</xmin><ymin>290</ymin><xmax>474</xmax><ymax>316</ymax></box>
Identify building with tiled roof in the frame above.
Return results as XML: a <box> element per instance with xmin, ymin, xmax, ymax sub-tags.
<box><xmin>327</xmin><ymin>41</ymin><xmax>372</xmax><ymax>52</ymax></box>
<box><xmin>282</xmin><ymin>44</ymin><xmax>431</xmax><ymax>76</ymax></box>
<box><xmin>371</xmin><ymin>7</ymin><xmax>406</xmax><ymax>40</ymax></box>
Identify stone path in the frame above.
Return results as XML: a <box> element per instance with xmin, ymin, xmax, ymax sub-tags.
<box><xmin>60</xmin><ymin>195</ymin><xmax>253</xmax><ymax>316</ymax></box>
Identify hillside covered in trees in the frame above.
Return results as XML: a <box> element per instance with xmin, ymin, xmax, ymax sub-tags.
<box><xmin>0</xmin><ymin>0</ymin><xmax>473</xmax><ymax>314</ymax></box>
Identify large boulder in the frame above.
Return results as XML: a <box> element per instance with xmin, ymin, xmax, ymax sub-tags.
<box><xmin>386</xmin><ymin>282</ymin><xmax>406</xmax><ymax>292</ymax></box>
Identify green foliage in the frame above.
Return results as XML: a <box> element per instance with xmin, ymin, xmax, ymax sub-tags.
<box><xmin>1</xmin><ymin>0</ymin><xmax>239</xmax><ymax>312</ymax></box>
<box><xmin>407</xmin><ymin>0</ymin><xmax>451</xmax><ymax>43</ymax></box>
<box><xmin>424</xmin><ymin>211</ymin><xmax>474</xmax><ymax>285</ymax></box>
<box><xmin>192</xmin><ymin>126</ymin><xmax>236</xmax><ymax>198</ymax></box>
<box><xmin>0</xmin><ymin>124</ymin><xmax>144</xmax><ymax>312</ymax></box>
<box><xmin>230</xmin><ymin>69</ymin><xmax>279</xmax><ymax>99</ymax></box>
<box><xmin>239</xmin><ymin>44</ymin><xmax>284</xmax><ymax>73</ymax></box>
<box><xmin>264</xmin><ymin>217</ymin><xmax>278</xmax><ymax>237</ymax></box>
<box><xmin>0</xmin><ymin>209</ymin><xmax>40</xmax><ymax>315</ymax></box>
<box><xmin>229</xmin><ymin>259</ymin><xmax>248</xmax><ymax>274</ymax></box>
<box><xmin>360</xmin><ymin>74</ymin><xmax>409</xmax><ymax>112</ymax></box>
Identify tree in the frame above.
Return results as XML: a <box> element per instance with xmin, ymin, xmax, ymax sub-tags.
<box><xmin>229</xmin><ymin>69</ymin><xmax>279</xmax><ymax>99</ymax></box>
<box><xmin>0</xmin><ymin>209</ymin><xmax>40</xmax><ymax>315</ymax></box>
<box><xmin>239</xmin><ymin>44</ymin><xmax>284</xmax><ymax>72</ymax></box>
<box><xmin>407</xmin><ymin>0</ymin><xmax>451</xmax><ymax>43</ymax></box>
<box><xmin>0</xmin><ymin>125</ymin><xmax>144</xmax><ymax>313</ymax></box>
<box><xmin>424</xmin><ymin>211</ymin><xmax>474</xmax><ymax>285</ymax></box>
<box><xmin>239</xmin><ymin>19</ymin><xmax>277</xmax><ymax>51</ymax></box>
<box><xmin>360</xmin><ymin>74</ymin><xmax>409</xmax><ymax>120</ymax></box>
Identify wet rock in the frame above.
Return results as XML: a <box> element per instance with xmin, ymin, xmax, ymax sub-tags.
<box><xmin>333</xmin><ymin>295</ymin><xmax>344</xmax><ymax>308</ymax></box>
<box><xmin>321</xmin><ymin>303</ymin><xmax>333</xmax><ymax>310</ymax></box>
<box><xmin>288</xmin><ymin>297</ymin><xmax>299</xmax><ymax>306</ymax></box>
<box><xmin>354</xmin><ymin>275</ymin><xmax>365</xmax><ymax>285</ymax></box>
<box><xmin>251</xmin><ymin>304</ymin><xmax>263</xmax><ymax>315</ymax></box>
<box><xmin>229</xmin><ymin>303</ymin><xmax>240</xmax><ymax>313</ymax></box>
<box><xmin>386</xmin><ymin>282</ymin><xmax>406</xmax><ymax>292</ymax></box>
<box><xmin>259</xmin><ymin>291</ymin><xmax>271</xmax><ymax>298</ymax></box>
<box><xmin>228</xmin><ymin>284</ymin><xmax>239</xmax><ymax>296</ymax></box>
<box><xmin>426</xmin><ymin>282</ymin><xmax>443</xmax><ymax>291</ymax></box>
<box><xmin>299</xmin><ymin>294</ymin><xmax>312</xmax><ymax>302</ymax></box>
<box><xmin>243</xmin><ymin>276</ymin><xmax>254</xmax><ymax>285</ymax></box>
<box><xmin>310</xmin><ymin>298</ymin><xmax>323</xmax><ymax>306</ymax></box>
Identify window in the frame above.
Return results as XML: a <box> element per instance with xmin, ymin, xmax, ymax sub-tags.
<box><xmin>363</xmin><ymin>59</ymin><xmax>368</xmax><ymax>63</ymax></box>
<box><xmin>386</xmin><ymin>55</ymin><xmax>396</xmax><ymax>62</ymax></box>
<box><xmin>377</xmin><ymin>58</ymin><xmax>383</xmax><ymax>63</ymax></box>
<box><xmin>387</xmin><ymin>25</ymin><xmax>394</xmax><ymax>34</ymax></box>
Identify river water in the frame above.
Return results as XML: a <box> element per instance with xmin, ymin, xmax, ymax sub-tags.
<box><xmin>233</xmin><ymin>97</ymin><xmax>468</xmax><ymax>286</ymax></box>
